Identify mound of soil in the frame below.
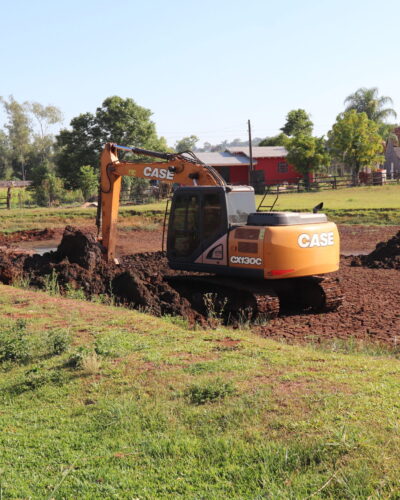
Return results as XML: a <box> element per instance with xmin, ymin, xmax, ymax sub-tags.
<box><xmin>351</xmin><ymin>231</ymin><xmax>400</xmax><ymax>270</ymax></box>
<box><xmin>0</xmin><ymin>226</ymin><xmax>203</xmax><ymax>325</ymax></box>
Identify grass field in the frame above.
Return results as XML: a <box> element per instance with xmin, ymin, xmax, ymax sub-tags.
<box><xmin>0</xmin><ymin>185</ymin><xmax>399</xmax><ymax>233</ymax></box>
<box><xmin>257</xmin><ymin>184</ymin><xmax>400</xmax><ymax>210</ymax></box>
<box><xmin>0</xmin><ymin>285</ymin><xmax>399</xmax><ymax>498</ymax></box>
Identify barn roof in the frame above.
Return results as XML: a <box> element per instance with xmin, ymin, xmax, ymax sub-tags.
<box><xmin>185</xmin><ymin>152</ymin><xmax>251</xmax><ymax>166</ymax></box>
<box><xmin>227</xmin><ymin>146</ymin><xmax>288</xmax><ymax>158</ymax></box>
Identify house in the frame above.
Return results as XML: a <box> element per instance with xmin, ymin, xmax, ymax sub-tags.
<box><xmin>384</xmin><ymin>127</ymin><xmax>400</xmax><ymax>179</ymax></box>
<box><xmin>192</xmin><ymin>147</ymin><xmax>301</xmax><ymax>186</ymax></box>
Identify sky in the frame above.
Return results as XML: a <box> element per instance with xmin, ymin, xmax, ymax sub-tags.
<box><xmin>1</xmin><ymin>0</ymin><xmax>399</xmax><ymax>147</ymax></box>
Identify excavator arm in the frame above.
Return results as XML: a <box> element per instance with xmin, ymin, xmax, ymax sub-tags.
<box><xmin>100</xmin><ymin>143</ymin><xmax>226</xmax><ymax>260</ymax></box>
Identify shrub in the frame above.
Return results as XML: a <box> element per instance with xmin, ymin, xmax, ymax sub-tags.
<box><xmin>184</xmin><ymin>379</ymin><xmax>236</xmax><ymax>405</ymax></box>
<box><xmin>0</xmin><ymin>320</ymin><xmax>31</xmax><ymax>363</ymax></box>
<box><xmin>46</xmin><ymin>329</ymin><xmax>71</xmax><ymax>355</ymax></box>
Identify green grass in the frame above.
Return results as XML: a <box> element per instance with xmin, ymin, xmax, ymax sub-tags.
<box><xmin>0</xmin><ymin>204</ymin><xmax>165</xmax><ymax>233</ymax></box>
<box><xmin>0</xmin><ymin>285</ymin><xmax>399</xmax><ymax>498</ymax></box>
<box><xmin>0</xmin><ymin>185</ymin><xmax>399</xmax><ymax>234</ymax></box>
<box><xmin>257</xmin><ymin>184</ymin><xmax>400</xmax><ymax>210</ymax></box>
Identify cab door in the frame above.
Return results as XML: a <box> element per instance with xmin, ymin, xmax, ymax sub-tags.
<box><xmin>167</xmin><ymin>187</ymin><xmax>228</xmax><ymax>266</ymax></box>
<box><xmin>167</xmin><ymin>191</ymin><xmax>202</xmax><ymax>264</ymax></box>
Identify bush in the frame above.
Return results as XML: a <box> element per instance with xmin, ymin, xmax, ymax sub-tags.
<box><xmin>0</xmin><ymin>320</ymin><xmax>31</xmax><ymax>363</ymax></box>
<box><xmin>46</xmin><ymin>329</ymin><xmax>71</xmax><ymax>355</ymax></box>
<box><xmin>32</xmin><ymin>172</ymin><xmax>66</xmax><ymax>207</ymax></box>
<box><xmin>184</xmin><ymin>379</ymin><xmax>236</xmax><ymax>405</ymax></box>
<box><xmin>79</xmin><ymin>165</ymin><xmax>98</xmax><ymax>200</ymax></box>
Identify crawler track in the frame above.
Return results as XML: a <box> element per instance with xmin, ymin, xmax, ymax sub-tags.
<box><xmin>167</xmin><ymin>274</ymin><xmax>343</xmax><ymax>323</ymax></box>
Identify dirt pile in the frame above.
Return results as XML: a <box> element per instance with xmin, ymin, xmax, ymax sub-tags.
<box><xmin>0</xmin><ymin>226</ymin><xmax>203</xmax><ymax>324</ymax></box>
<box><xmin>351</xmin><ymin>231</ymin><xmax>400</xmax><ymax>270</ymax></box>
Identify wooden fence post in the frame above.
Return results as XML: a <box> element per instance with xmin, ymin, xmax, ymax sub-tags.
<box><xmin>6</xmin><ymin>187</ymin><xmax>11</xmax><ymax>209</ymax></box>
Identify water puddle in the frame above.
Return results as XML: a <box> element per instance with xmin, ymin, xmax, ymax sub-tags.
<box><xmin>17</xmin><ymin>239</ymin><xmax>60</xmax><ymax>255</ymax></box>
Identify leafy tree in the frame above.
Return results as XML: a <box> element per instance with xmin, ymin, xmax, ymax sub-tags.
<box><xmin>344</xmin><ymin>87</ymin><xmax>397</xmax><ymax>123</ymax></box>
<box><xmin>286</xmin><ymin>135</ymin><xmax>330</xmax><ymax>188</ymax></box>
<box><xmin>0</xmin><ymin>96</ymin><xmax>31</xmax><ymax>180</ymax></box>
<box><xmin>56</xmin><ymin>96</ymin><xmax>167</xmax><ymax>188</ymax></box>
<box><xmin>281</xmin><ymin>109</ymin><xmax>313</xmax><ymax>136</ymax></box>
<box><xmin>0</xmin><ymin>130</ymin><xmax>12</xmax><ymax>179</ymax></box>
<box><xmin>29</xmin><ymin>102</ymin><xmax>63</xmax><ymax>138</ymax></box>
<box><xmin>32</xmin><ymin>172</ymin><xmax>65</xmax><ymax>207</ymax></box>
<box><xmin>259</xmin><ymin>133</ymin><xmax>288</xmax><ymax>147</ymax></box>
<box><xmin>79</xmin><ymin>165</ymin><xmax>98</xmax><ymax>200</ymax></box>
<box><xmin>328</xmin><ymin>110</ymin><xmax>384</xmax><ymax>184</ymax></box>
<box><xmin>174</xmin><ymin>135</ymin><xmax>199</xmax><ymax>152</ymax></box>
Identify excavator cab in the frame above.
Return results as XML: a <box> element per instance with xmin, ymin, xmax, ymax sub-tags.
<box><xmin>167</xmin><ymin>185</ymin><xmax>255</xmax><ymax>267</ymax></box>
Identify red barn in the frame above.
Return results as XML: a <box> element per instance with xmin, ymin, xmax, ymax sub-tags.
<box><xmin>227</xmin><ymin>146</ymin><xmax>301</xmax><ymax>185</ymax></box>
<box><xmin>194</xmin><ymin>147</ymin><xmax>301</xmax><ymax>186</ymax></box>
<box><xmin>191</xmin><ymin>152</ymin><xmax>251</xmax><ymax>184</ymax></box>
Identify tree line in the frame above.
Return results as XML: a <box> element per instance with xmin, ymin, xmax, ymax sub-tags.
<box><xmin>0</xmin><ymin>88</ymin><xmax>397</xmax><ymax>206</ymax></box>
<box><xmin>176</xmin><ymin>87</ymin><xmax>397</xmax><ymax>185</ymax></box>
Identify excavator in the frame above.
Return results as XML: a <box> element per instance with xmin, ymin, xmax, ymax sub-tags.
<box><xmin>99</xmin><ymin>142</ymin><xmax>342</xmax><ymax>320</ymax></box>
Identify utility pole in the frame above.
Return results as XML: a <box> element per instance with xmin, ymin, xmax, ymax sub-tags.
<box><xmin>248</xmin><ymin>119</ymin><xmax>253</xmax><ymax>185</ymax></box>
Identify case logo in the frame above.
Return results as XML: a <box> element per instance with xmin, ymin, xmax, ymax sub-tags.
<box><xmin>143</xmin><ymin>166</ymin><xmax>174</xmax><ymax>180</ymax></box>
<box><xmin>298</xmin><ymin>232</ymin><xmax>334</xmax><ymax>248</ymax></box>
<box><xmin>230</xmin><ymin>256</ymin><xmax>262</xmax><ymax>265</ymax></box>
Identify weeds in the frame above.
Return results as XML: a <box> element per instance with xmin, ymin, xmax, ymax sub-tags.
<box><xmin>163</xmin><ymin>315</ymin><xmax>190</xmax><ymax>329</ymax></box>
<box><xmin>203</xmin><ymin>292</ymin><xmax>228</xmax><ymax>323</ymax></box>
<box><xmin>19</xmin><ymin>365</ymin><xmax>66</xmax><ymax>392</ymax></box>
<box><xmin>80</xmin><ymin>353</ymin><xmax>101</xmax><ymax>374</ymax></box>
<box><xmin>66</xmin><ymin>347</ymin><xmax>100</xmax><ymax>373</ymax></box>
<box><xmin>13</xmin><ymin>273</ymin><xmax>31</xmax><ymax>290</ymax></box>
<box><xmin>42</xmin><ymin>269</ymin><xmax>60</xmax><ymax>296</ymax></box>
<box><xmin>46</xmin><ymin>328</ymin><xmax>71</xmax><ymax>355</ymax></box>
<box><xmin>308</xmin><ymin>336</ymin><xmax>400</xmax><ymax>358</ymax></box>
<box><xmin>0</xmin><ymin>320</ymin><xmax>31</xmax><ymax>363</ymax></box>
<box><xmin>184</xmin><ymin>378</ymin><xmax>236</xmax><ymax>405</ymax></box>
<box><xmin>65</xmin><ymin>284</ymin><xmax>86</xmax><ymax>300</ymax></box>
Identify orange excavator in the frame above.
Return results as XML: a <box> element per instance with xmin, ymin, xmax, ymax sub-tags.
<box><xmin>99</xmin><ymin>143</ymin><xmax>342</xmax><ymax>320</ymax></box>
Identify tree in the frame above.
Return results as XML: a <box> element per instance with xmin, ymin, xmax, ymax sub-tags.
<box><xmin>79</xmin><ymin>165</ymin><xmax>98</xmax><ymax>200</ymax></box>
<box><xmin>344</xmin><ymin>87</ymin><xmax>397</xmax><ymax>123</ymax></box>
<box><xmin>29</xmin><ymin>102</ymin><xmax>63</xmax><ymax>139</ymax></box>
<box><xmin>32</xmin><ymin>172</ymin><xmax>65</xmax><ymax>207</ymax></box>
<box><xmin>0</xmin><ymin>96</ymin><xmax>31</xmax><ymax>180</ymax></box>
<box><xmin>56</xmin><ymin>96</ymin><xmax>167</xmax><ymax>188</ymax></box>
<box><xmin>174</xmin><ymin>135</ymin><xmax>199</xmax><ymax>152</ymax></box>
<box><xmin>281</xmin><ymin>109</ymin><xmax>313</xmax><ymax>136</ymax></box>
<box><xmin>328</xmin><ymin>110</ymin><xmax>384</xmax><ymax>184</ymax></box>
<box><xmin>0</xmin><ymin>130</ymin><xmax>12</xmax><ymax>179</ymax></box>
<box><xmin>286</xmin><ymin>134</ymin><xmax>330</xmax><ymax>188</ymax></box>
<box><xmin>259</xmin><ymin>133</ymin><xmax>288</xmax><ymax>147</ymax></box>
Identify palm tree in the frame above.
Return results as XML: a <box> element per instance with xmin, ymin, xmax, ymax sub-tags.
<box><xmin>344</xmin><ymin>87</ymin><xmax>397</xmax><ymax>122</ymax></box>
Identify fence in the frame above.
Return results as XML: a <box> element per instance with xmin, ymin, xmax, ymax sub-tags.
<box><xmin>261</xmin><ymin>172</ymin><xmax>400</xmax><ymax>195</ymax></box>
<box><xmin>0</xmin><ymin>181</ymin><xmax>33</xmax><ymax>209</ymax></box>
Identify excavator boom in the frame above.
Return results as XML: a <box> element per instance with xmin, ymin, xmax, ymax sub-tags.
<box><xmin>100</xmin><ymin>143</ymin><xmax>225</xmax><ymax>260</ymax></box>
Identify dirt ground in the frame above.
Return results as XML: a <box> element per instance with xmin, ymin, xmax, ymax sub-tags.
<box><xmin>3</xmin><ymin>224</ymin><xmax>399</xmax><ymax>257</ymax></box>
<box><xmin>0</xmin><ymin>224</ymin><xmax>399</xmax><ymax>346</ymax></box>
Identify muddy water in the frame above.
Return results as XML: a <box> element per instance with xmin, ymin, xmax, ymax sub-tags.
<box><xmin>17</xmin><ymin>239</ymin><xmax>60</xmax><ymax>255</ymax></box>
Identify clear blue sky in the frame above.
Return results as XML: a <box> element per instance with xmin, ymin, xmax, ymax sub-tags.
<box><xmin>1</xmin><ymin>0</ymin><xmax>399</xmax><ymax>147</ymax></box>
